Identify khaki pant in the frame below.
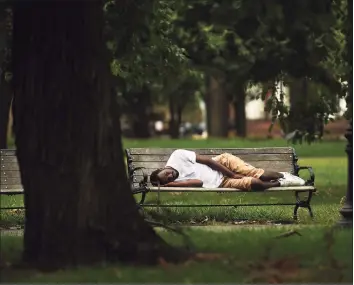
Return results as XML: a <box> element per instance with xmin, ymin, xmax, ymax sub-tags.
<box><xmin>213</xmin><ymin>153</ymin><xmax>265</xmax><ymax>191</ymax></box>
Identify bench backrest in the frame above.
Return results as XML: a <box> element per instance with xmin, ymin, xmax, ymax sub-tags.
<box><xmin>0</xmin><ymin>149</ymin><xmax>22</xmax><ymax>192</ymax></box>
<box><xmin>125</xmin><ymin>147</ymin><xmax>298</xmax><ymax>188</ymax></box>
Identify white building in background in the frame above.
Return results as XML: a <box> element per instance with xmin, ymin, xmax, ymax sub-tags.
<box><xmin>338</xmin><ymin>98</ymin><xmax>347</xmax><ymax>116</ymax></box>
<box><xmin>245</xmin><ymin>99</ymin><xmax>266</xmax><ymax>120</ymax></box>
<box><xmin>245</xmin><ymin>82</ymin><xmax>290</xmax><ymax>120</ymax></box>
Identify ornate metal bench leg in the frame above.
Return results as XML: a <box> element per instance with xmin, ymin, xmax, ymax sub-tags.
<box><xmin>139</xmin><ymin>192</ymin><xmax>147</xmax><ymax>205</ymax></box>
<box><xmin>305</xmin><ymin>191</ymin><xmax>314</xmax><ymax>219</ymax></box>
<box><xmin>307</xmin><ymin>205</ymin><xmax>314</xmax><ymax>219</ymax></box>
<box><xmin>293</xmin><ymin>204</ymin><xmax>300</xmax><ymax>221</ymax></box>
<box><xmin>294</xmin><ymin>191</ymin><xmax>314</xmax><ymax>220</ymax></box>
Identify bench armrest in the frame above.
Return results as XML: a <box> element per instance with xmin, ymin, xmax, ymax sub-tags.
<box><xmin>129</xmin><ymin>167</ymin><xmax>149</xmax><ymax>194</ymax></box>
<box><xmin>296</xmin><ymin>166</ymin><xmax>315</xmax><ymax>186</ymax></box>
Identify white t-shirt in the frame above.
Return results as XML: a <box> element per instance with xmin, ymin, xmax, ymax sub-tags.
<box><xmin>165</xmin><ymin>149</ymin><xmax>223</xmax><ymax>188</ymax></box>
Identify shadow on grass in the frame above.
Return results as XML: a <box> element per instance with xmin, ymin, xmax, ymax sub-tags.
<box><xmin>1</xmin><ymin>226</ymin><xmax>352</xmax><ymax>283</ymax></box>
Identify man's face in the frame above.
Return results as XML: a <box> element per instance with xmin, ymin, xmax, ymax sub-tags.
<box><xmin>157</xmin><ymin>167</ymin><xmax>179</xmax><ymax>185</ymax></box>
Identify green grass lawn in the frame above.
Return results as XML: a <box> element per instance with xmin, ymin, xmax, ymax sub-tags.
<box><xmin>1</xmin><ymin>227</ymin><xmax>352</xmax><ymax>283</ymax></box>
<box><xmin>0</xmin><ymin>138</ymin><xmax>351</xmax><ymax>284</ymax></box>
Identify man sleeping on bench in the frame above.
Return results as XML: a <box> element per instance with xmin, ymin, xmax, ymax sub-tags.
<box><xmin>149</xmin><ymin>149</ymin><xmax>305</xmax><ymax>191</ymax></box>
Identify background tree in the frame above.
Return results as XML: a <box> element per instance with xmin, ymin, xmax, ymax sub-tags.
<box><xmin>163</xmin><ymin>72</ymin><xmax>203</xmax><ymax>138</ymax></box>
<box><xmin>108</xmin><ymin>0</ymin><xmax>192</xmax><ymax>138</ymax></box>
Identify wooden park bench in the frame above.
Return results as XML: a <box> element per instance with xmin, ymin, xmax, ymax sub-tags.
<box><xmin>1</xmin><ymin>147</ymin><xmax>316</xmax><ymax>220</ymax></box>
<box><xmin>125</xmin><ymin>147</ymin><xmax>316</xmax><ymax>220</ymax></box>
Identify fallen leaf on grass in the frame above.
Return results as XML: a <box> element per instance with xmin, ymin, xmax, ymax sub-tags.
<box><xmin>0</xmin><ymin>261</ymin><xmax>12</xmax><ymax>269</ymax></box>
<box><xmin>247</xmin><ymin>257</ymin><xmax>306</xmax><ymax>284</ymax></box>
<box><xmin>180</xmin><ymin>252</ymin><xmax>228</xmax><ymax>267</ymax></box>
<box><xmin>158</xmin><ymin>253</ymin><xmax>227</xmax><ymax>268</ymax></box>
<box><xmin>193</xmin><ymin>252</ymin><xmax>226</xmax><ymax>261</ymax></box>
<box><xmin>158</xmin><ymin>257</ymin><xmax>170</xmax><ymax>268</ymax></box>
<box><xmin>274</xmin><ymin>230</ymin><xmax>302</xmax><ymax>239</ymax></box>
<box><xmin>114</xmin><ymin>268</ymin><xmax>122</xmax><ymax>278</ymax></box>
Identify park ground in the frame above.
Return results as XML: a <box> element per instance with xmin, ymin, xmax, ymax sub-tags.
<box><xmin>0</xmin><ymin>137</ymin><xmax>353</xmax><ymax>283</ymax></box>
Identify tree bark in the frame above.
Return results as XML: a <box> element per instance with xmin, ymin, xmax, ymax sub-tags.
<box><xmin>288</xmin><ymin>78</ymin><xmax>308</xmax><ymax>132</ymax></box>
<box><xmin>233</xmin><ymin>83</ymin><xmax>246</xmax><ymax>138</ymax></box>
<box><xmin>0</xmin><ymin>76</ymin><xmax>12</xmax><ymax>148</ymax></box>
<box><xmin>12</xmin><ymin>0</ymin><xmax>174</xmax><ymax>269</ymax></box>
<box><xmin>168</xmin><ymin>96</ymin><xmax>180</xmax><ymax>138</ymax></box>
<box><xmin>0</xmin><ymin>7</ymin><xmax>13</xmax><ymax>149</ymax></box>
<box><xmin>205</xmin><ymin>76</ymin><xmax>228</xmax><ymax>137</ymax></box>
<box><xmin>261</xmin><ymin>82</ymin><xmax>271</xmax><ymax>120</ymax></box>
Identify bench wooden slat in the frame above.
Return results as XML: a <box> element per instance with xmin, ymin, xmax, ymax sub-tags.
<box><xmin>0</xmin><ymin>189</ymin><xmax>24</xmax><ymax>194</ymax></box>
<box><xmin>129</xmin><ymin>153</ymin><xmax>294</xmax><ymax>163</ymax></box>
<box><xmin>1</xmin><ymin>177</ymin><xmax>22</xmax><ymax>185</ymax></box>
<box><xmin>131</xmin><ymin>161</ymin><xmax>294</xmax><ymax>176</ymax></box>
<box><xmin>0</xmin><ymin>150</ymin><xmax>16</xmax><ymax>156</ymax></box>
<box><xmin>148</xmin><ymin>186</ymin><xmax>316</xmax><ymax>192</ymax></box>
<box><xmin>1</xmin><ymin>156</ymin><xmax>18</xmax><ymax>163</ymax></box>
<box><xmin>130</xmin><ymin>160</ymin><xmax>294</xmax><ymax>170</ymax></box>
<box><xmin>131</xmin><ymin>165</ymin><xmax>296</xmax><ymax>177</ymax></box>
<box><xmin>1</xmin><ymin>185</ymin><xmax>23</xmax><ymax>191</ymax></box>
<box><xmin>1</xmin><ymin>163</ymin><xmax>20</xmax><ymax>171</ymax></box>
<box><xmin>1</xmin><ymin>171</ymin><xmax>21</xmax><ymax>178</ymax></box>
<box><xmin>127</xmin><ymin>147</ymin><xmax>295</xmax><ymax>155</ymax></box>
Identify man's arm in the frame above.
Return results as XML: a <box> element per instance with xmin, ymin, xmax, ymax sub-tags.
<box><xmin>164</xmin><ymin>179</ymin><xmax>203</xmax><ymax>187</ymax></box>
<box><xmin>196</xmin><ymin>154</ymin><xmax>244</xmax><ymax>179</ymax></box>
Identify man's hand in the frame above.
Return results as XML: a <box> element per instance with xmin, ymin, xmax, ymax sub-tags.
<box><xmin>196</xmin><ymin>154</ymin><xmax>243</xmax><ymax>179</ymax></box>
<box><xmin>232</xmin><ymin>173</ymin><xmax>245</xmax><ymax>179</ymax></box>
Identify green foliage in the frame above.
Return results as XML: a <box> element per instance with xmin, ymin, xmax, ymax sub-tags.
<box><xmin>102</xmin><ymin>0</ymin><xmax>349</xmax><ymax>142</ymax></box>
<box><xmin>1</xmin><ymin>0</ymin><xmax>346</xmax><ymax>141</ymax></box>
<box><xmin>173</xmin><ymin>0</ymin><xmax>349</xmax><ymax>141</ymax></box>
<box><xmin>105</xmin><ymin>0</ymin><xmax>204</xmax><ymax>125</ymax></box>
<box><xmin>105</xmin><ymin>0</ymin><xmax>191</xmax><ymax>92</ymax></box>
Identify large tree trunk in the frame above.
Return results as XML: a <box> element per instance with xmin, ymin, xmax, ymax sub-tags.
<box><xmin>168</xmin><ymin>97</ymin><xmax>178</xmax><ymax>138</ymax></box>
<box><xmin>168</xmin><ymin>95</ymin><xmax>183</xmax><ymax>139</ymax></box>
<box><xmin>205</xmin><ymin>76</ymin><xmax>228</xmax><ymax>137</ymax></box>
<box><xmin>12</xmin><ymin>0</ymin><xmax>173</xmax><ymax>269</ymax></box>
<box><xmin>0</xmin><ymin>76</ymin><xmax>12</xmax><ymax>149</ymax></box>
<box><xmin>233</xmin><ymin>83</ymin><xmax>246</xmax><ymax>138</ymax></box>
<box><xmin>288</xmin><ymin>78</ymin><xmax>308</xmax><ymax>132</ymax></box>
<box><xmin>261</xmin><ymin>82</ymin><xmax>271</xmax><ymax>120</ymax></box>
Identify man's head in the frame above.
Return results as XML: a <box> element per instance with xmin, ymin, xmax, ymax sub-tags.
<box><xmin>150</xmin><ymin>167</ymin><xmax>179</xmax><ymax>186</ymax></box>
